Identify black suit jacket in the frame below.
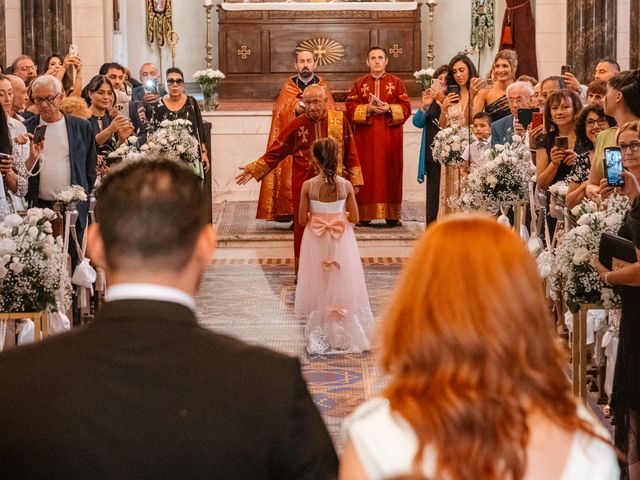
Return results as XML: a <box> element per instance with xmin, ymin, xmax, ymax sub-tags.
<box><xmin>0</xmin><ymin>300</ymin><xmax>338</xmax><ymax>479</ymax></box>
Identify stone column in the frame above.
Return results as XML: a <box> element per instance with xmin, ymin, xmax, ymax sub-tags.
<box><xmin>566</xmin><ymin>0</ymin><xmax>616</xmax><ymax>83</ymax></box>
<box><xmin>632</xmin><ymin>0</ymin><xmax>639</xmax><ymax>69</ymax></box>
<box><xmin>22</xmin><ymin>0</ymin><xmax>72</xmax><ymax>71</ymax></box>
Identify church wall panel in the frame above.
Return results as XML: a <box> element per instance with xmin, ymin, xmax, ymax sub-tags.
<box><xmin>632</xmin><ymin>0</ymin><xmax>639</xmax><ymax>69</ymax></box>
<box><xmin>1</xmin><ymin>0</ymin><xmax>6</xmax><ymax>68</ymax></box>
<box><xmin>21</xmin><ymin>0</ymin><xmax>72</xmax><ymax>72</ymax></box>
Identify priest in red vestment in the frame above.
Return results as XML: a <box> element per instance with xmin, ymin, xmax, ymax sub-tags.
<box><xmin>345</xmin><ymin>47</ymin><xmax>411</xmax><ymax>226</ymax></box>
<box><xmin>256</xmin><ymin>50</ymin><xmax>336</xmax><ymax>222</ymax></box>
<box><xmin>237</xmin><ymin>85</ymin><xmax>363</xmax><ymax>272</ymax></box>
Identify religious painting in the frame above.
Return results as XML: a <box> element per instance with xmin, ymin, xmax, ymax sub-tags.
<box><xmin>471</xmin><ymin>0</ymin><xmax>495</xmax><ymax>49</ymax></box>
<box><xmin>146</xmin><ymin>0</ymin><xmax>173</xmax><ymax>47</ymax></box>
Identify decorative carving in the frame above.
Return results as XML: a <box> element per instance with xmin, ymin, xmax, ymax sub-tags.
<box><xmin>238</xmin><ymin>45</ymin><xmax>251</xmax><ymax>60</ymax></box>
<box><xmin>389</xmin><ymin>44</ymin><xmax>403</xmax><ymax>58</ymax></box>
<box><xmin>377</xmin><ymin>11</ymin><xmax>415</xmax><ymax>19</ymax></box>
<box><xmin>146</xmin><ymin>0</ymin><xmax>172</xmax><ymax>47</ymax></box>
<box><xmin>297</xmin><ymin>38</ymin><xmax>345</xmax><ymax>66</ymax></box>
<box><xmin>167</xmin><ymin>29</ymin><xmax>179</xmax><ymax>67</ymax></box>
<box><xmin>225</xmin><ymin>11</ymin><xmax>262</xmax><ymax>20</ymax></box>
<box><xmin>470</xmin><ymin>0</ymin><xmax>495</xmax><ymax>49</ymax></box>
<box><xmin>269</xmin><ymin>10</ymin><xmax>371</xmax><ymax>20</ymax></box>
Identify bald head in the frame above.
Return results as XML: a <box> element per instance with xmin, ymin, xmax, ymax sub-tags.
<box><xmin>6</xmin><ymin>74</ymin><xmax>27</xmax><ymax>115</ymax></box>
<box><xmin>302</xmin><ymin>84</ymin><xmax>327</xmax><ymax>121</ymax></box>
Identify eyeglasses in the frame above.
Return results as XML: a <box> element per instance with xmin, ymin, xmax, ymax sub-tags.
<box><xmin>166</xmin><ymin>78</ymin><xmax>184</xmax><ymax>85</ymax></box>
<box><xmin>618</xmin><ymin>142</ymin><xmax>640</xmax><ymax>153</ymax></box>
<box><xmin>33</xmin><ymin>93</ymin><xmax>61</xmax><ymax>106</ymax></box>
<box><xmin>586</xmin><ymin>119</ymin><xmax>610</xmax><ymax>127</ymax></box>
<box><xmin>19</xmin><ymin>64</ymin><xmax>37</xmax><ymax>72</ymax></box>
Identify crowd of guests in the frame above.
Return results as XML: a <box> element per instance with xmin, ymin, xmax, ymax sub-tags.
<box><xmin>1</xmin><ymin>46</ymin><xmax>640</xmax><ymax>479</ymax></box>
<box><xmin>0</xmin><ymin>54</ymin><xmax>209</xmax><ymax>227</ymax></box>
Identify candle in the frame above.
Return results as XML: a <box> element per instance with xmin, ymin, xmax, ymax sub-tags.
<box><xmin>203</xmin><ymin>0</ymin><xmax>212</xmax><ymax>6</ymax></box>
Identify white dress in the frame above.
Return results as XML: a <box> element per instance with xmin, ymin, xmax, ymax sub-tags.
<box><xmin>342</xmin><ymin>397</ymin><xmax>620</xmax><ymax>480</ymax></box>
<box><xmin>294</xmin><ymin>176</ymin><xmax>375</xmax><ymax>355</ymax></box>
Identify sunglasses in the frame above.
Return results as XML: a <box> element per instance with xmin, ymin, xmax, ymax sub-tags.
<box><xmin>167</xmin><ymin>78</ymin><xmax>184</xmax><ymax>85</ymax></box>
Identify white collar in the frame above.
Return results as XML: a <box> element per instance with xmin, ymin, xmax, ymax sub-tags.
<box><xmin>105</xmin><ymin>283</ymin><xmax>196</xmax><ymax>311</ymax></box>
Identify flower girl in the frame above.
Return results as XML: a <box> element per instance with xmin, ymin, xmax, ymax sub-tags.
<box><xmin>295</xmin><ymin>138</ymin><xmax>375</xmax><ymax>355</ymax></box>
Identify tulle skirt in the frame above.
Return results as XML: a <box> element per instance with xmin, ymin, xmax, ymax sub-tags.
<box><xmin>295</xmin><ymin>213</ymin><xmax>375</xmax><ymax>355</ymax></box>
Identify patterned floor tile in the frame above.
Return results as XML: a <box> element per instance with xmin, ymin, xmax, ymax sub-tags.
<box><xmin>195</xmin><ymin>263</ymin><xmax>402</xmax><ymax>445</ymax></box>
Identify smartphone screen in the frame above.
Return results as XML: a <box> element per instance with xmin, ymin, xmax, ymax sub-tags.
<box><xmin>531</xmin><ymin>111</ymin><xmax>544</xmax><ymax>130</ymax></box>
<box><xmin>517</xmin><ymin>108</ymin><xmax>536</xmax><ymax>129</ymax></box>
<box><xmin>561</xmin><ymin>65</ymin><xmax>572</xmax><ymax>75</ymax></box>
<box><xmin>32</xmin><ymin>124</ymin><xmax>47</xmax><ymax>144</ymax></box>
<box><xmin>604</xmin><ymin>147</ymin><xmax>624</xmax><ymax>187</ymax></box>
<box><xmin>555</xmin><ymin>136</ymin><xmax>569</xmax><ymax>149</ymax></box>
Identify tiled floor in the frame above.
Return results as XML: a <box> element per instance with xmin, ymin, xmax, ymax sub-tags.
<box><xmin>195</xmin><ymin>262</ymin><xmax>403</xmax><ymax>446</ymax></box>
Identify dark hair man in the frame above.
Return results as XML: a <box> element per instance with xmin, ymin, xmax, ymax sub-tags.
<box><xmin>0</xmin><ymin>158</ymin><xmax>338</xmax><ymax>479</ymax></box>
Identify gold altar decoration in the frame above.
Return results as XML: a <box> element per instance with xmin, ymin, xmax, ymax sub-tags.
<box><xmin>296</xmin><ymin>38</ymin><xmax>345</xmax><ymax>66</ymax></box>
<box><xmin>146</xmin><ymin>0</ymin><xmax>173</xmax><ymax>47</ymax></box>
<box><xmin>167</xmin><ymin>29</ymin><xmax>179</xmax><ymax>67</ymax></box>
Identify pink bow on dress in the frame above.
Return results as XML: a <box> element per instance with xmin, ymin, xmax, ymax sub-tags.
<box><xmin>310</xmin><ymin>216</ymin><xmax>346</xmax><ymax>239</ymax></box>
<box><xmin>327</xmin><ymin>307</ymin><xmax>348</xmax><ymax>318</ymax></box>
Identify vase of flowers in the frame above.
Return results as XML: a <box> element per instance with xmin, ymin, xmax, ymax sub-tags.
<box><xmin>413</xmin><ymin>68</ymin><xmax>435</xmax><ymax>91</ymax></box>
<box><xmin>193</xmin><ymin>68</ymin><xmax>225</xmax><ymax>111</ymax></box>
<box><xmin>0</xmin><ymin>208</ymin><xmax>71</xmax><ymax>313</ymax></box>
<box><xmin>143</xmin><ymin>119</ymin><xmax>202</xmax><ymax>178</ymax></box>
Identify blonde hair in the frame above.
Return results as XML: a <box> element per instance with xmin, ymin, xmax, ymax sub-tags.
<box><xmin>60</xmin><ymin>96</ymin><xmax>92</xmax><ymax>119</ymax></box>
<box><xmin>381</xmin><ymin>214</ymin><xmax>606</xmax><ymax>480</ymax></box>
<box><xmin>494</xmin><ymin>49</ymin><xmax>518</xmax><ymax>76</ymax></box>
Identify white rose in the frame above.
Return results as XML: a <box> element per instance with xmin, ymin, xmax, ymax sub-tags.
<box><xmin>572</xmin><ymin>247</ymin><xmax>591</xmax><ymax>265</ymax></box>
<box><xmin>487</xmin><ymin>175</ymin><xmax>498</xmax><ymax>188</ymax></box>
<box><xmin>3</xmin><ymin>214</ymin><xmax>23</xmax><ymax>228</ymax></box>
<box><xmin>450</xmin><ymin>142</ymin><xmax>461</xmax><ymax>152</ymax></box>
<box><xmin>577</xmin><ymin>214</ymin><xmax>592</xmax><ymax>226</ymax></box>
<box><xmin>0</xmin><ymin>265</ymin><xmax>7</xmax><ymax>279</ymax></box>
<box><xmin>558</xmin><ymin>185</ymin><xmax>569</xmax><ymax>195</ymax></box>
<box><xmin>9</xmin><ymin>261</ymin><xmax>23</xmax><ymax>273</ymax></box>
<box><xmin>549</xmin><ymin>183</ymin><xmax>559</xmax><ymax>194</ymax></box>
<box><xmin>160</xmin><ymin>120</ymin><xmax>170</xmax><ymax>127</ymax></box>
<box><xmin>0</xmin><ymin>238</ymin><xmax>17</xmax><ymax>255</ymax></box>
<box><xmin>177</xmin><ymin>145</ymin><xmax>185</xmax><ymax>153</ymax></box>
<box><xmin>28</xmin><ymin>226</ymin><xmax>39</xmax><ymax>238</ymax></box>
<box><xmin>159</xmin><ymin>138</ymin><xmax>168</xmax><ymax>146</ymax></box>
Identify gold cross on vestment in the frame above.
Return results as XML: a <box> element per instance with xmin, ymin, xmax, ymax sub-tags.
<box><xmin>361</xmin><ymin>83</ymin><xmax>370</xmax><ymax>97</ymax></box>
<box><xmin>386</xmin><ymin>82</ymin><xmax>395</xmax><ymax>96</ymax></box>
<box><xmin>298</xmin><ymin>126</ymin><xmax>309</xmax><ymax>143</ymax></box>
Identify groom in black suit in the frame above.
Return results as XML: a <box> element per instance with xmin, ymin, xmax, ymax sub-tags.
<box><xmin>0</xmin><ymin>158</ymin><xmax>338</xmax><ymax>479</ymax></box>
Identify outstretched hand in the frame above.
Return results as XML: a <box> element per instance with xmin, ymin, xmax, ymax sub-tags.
<box><xmin>235</xmin><ymin>165</ymin><xmax>253</xmax><ymax>185</ymax></box>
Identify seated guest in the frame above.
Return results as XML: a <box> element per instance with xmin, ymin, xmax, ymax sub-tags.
<box><xmin>0</xmin><ymin>158</ymin><xmax>338</xmax><ymax>479</ymax></box>
<box><xmin>566</xmin><ymin>105</ymin><xmax>615</xmax><ymax>208</ymax></box>
<box><xmin>24</xmin><ymin>75</ymin><xmax>96</xmax><ymax>243</ymax></box>
<box><xmin>147</xmin><ymin>67</ymin><xmax>210</xmax><ymax>177</ymax></box>
<box><xmin>340</xmin><ymin>214</ymin><xmax>619</xmax><ymax>480</ymax></box>
<box><xmin>472</xmin><ymin>49</ymin><xmax>517</xmax><ymax>122</ymax></box>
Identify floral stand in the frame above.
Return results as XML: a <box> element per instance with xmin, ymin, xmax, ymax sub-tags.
<box><xmin>572</xmin><ymin>303</ymin><xmax>600</xmax><ymax>399</ymax></box>
<box><xmin>438</xmin><ymin>165</ymin><xmax>464</xmax><ymax>217</ymax></box>
<box><xmin>0</xmin><ymin>311</ymin><xmax>49</xmax><ymax>344</ymax></box>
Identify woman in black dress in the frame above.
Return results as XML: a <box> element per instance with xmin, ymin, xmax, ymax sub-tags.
<box><xmin>595</xmin><ymin>121</ymin><xmax>640</xmax><ymax>479</ymax></box>
<box><xmin>147</xmin><ymin>67</ymin><xmax>209</xmax><ymax>178</ymax></box>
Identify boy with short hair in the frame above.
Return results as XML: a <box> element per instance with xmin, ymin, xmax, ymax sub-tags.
<box><xmin>463</xmin><ymin>111</ymin><xmax>492</xmax><ymax>172</ymax></box>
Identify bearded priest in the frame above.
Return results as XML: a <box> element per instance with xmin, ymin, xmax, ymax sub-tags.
<box><xmin>256</xmin><ymin>49</ymin><xmax>336</xmax><ymax>223</ymax></box>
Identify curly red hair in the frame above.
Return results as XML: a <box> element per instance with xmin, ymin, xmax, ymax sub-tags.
<box><xmin>380</xmin><ymin>214</ymin><xmax>604</xmax><ymax>480</ymax></box>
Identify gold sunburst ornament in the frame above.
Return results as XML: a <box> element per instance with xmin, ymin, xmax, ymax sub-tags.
<box><xmin>297</xmin><ymin>38</ymin><xmax>345</xmax><ymax>66</ymax></box>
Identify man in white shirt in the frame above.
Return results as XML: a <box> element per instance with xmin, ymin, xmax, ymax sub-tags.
<box><xmin>24</xmin><ymin>75</ymin><xmax>96</xmax><ymax>239</ymax></box>
<box><xmin>0</xmin><ymin>158</ymin><xmax>338</xmax><ymax>479</ymax></box>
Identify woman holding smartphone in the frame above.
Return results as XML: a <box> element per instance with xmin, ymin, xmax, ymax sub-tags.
<box><xmin>82</xmin><ymin>75</ymin><xmax>133</xmax><ymax>153</ymax></box>
<box><xmin>595</xmin><ymin>121</ymin><xmax>640</xmax><ymax>479</ymax></box>
<box><xmin>438</xmin><ymin>54</ymin><xmax>478</xmax><ymax>128</ymax></box>
<box><xmin>472</xmin><ymin>49</ymin><xmax>517</xmax><ymax>122</ymax></box>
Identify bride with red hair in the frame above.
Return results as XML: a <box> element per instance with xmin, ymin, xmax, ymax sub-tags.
<box><xmin>340</xmin><ymin>214</ymin><xmax>619</xmax><ymax>480</ymax></box>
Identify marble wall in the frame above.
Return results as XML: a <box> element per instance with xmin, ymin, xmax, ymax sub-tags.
<box><xmin>22</xmin><ymin>0</ymin><xmax>73</xmax><ymax>71</ymax></box>
<box><xmin>566</xmin><ymin>0</ymin><xmax>617</xmax><ymax>83</ymax></box>
<box><xmin>0</xmin><ymin>0</ymin><xmax>5</xmax><ymax>68</ymax></box>
<box><xmin>617</xmin><ymin>0</ymin><xmax>631</xmax><ymax>70</ymax></box>
<box><xmin>631</xmin><ymin>0</ymin><xmax>639</xmax><ymax>69</ymax></box>
<box><xmin>4</xmin><ymin>0</ymin><xmax>23</xmax><ymax>68</ymax></box>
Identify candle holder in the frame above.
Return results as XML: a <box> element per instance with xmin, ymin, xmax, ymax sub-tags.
<box><xmin>204</xmin><ymin>3</ymin><xmax>214</xmax><ymax>69</ymax></box>
<box><xmin>425</xmin><ymin>0</ymin><xmax>438</xmax><ymax>68</ymax></box>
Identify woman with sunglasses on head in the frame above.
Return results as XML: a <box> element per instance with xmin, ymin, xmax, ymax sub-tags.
<box><xmin>147</xmin><ymin>67</ymin><xmax>210</xmax><ymax>178</ymax></box>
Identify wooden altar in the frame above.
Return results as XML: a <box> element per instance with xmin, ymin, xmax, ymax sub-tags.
<box><xmin>217</xmin><ymin>1</ymin><xmax>422</xmax><ymax>100</ymax></box>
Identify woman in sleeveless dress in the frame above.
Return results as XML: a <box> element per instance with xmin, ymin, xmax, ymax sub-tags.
<box><xmin>472</xmin><ymin>49</ymin><xmax>517</xmax><ymax>122</ymax></box>
<box><xmin>438</xmin><ymin>54</ymin><xmax>478</xmax><ymax>128</ymax></box>
<box><xmin>340</xmin><ymin>215</ymin><xmax>619</xmax><ymax>479</ymax></box>
<box><xmin>295</xmin><ymin>138</ymin><xmax>375</xmax><ymax>355</ymax></box>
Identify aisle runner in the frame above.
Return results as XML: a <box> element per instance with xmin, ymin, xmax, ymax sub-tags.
<box><xmin>195</xmin><ymin>263</ymin><xmax>402</xmax><ymax>445</ymax></box>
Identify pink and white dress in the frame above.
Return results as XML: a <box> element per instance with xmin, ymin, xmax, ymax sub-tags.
<box><xmin>295</xmin><ymin>176</ymin><xmax>375</xmax><ymax>355</ymax></box>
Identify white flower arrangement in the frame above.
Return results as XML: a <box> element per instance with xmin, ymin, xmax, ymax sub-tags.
<box><xmin>145</xmin><ymin>119</ymin><xmax>201</xmax><ymax>175</ymax></box>
<box><xmin>432</xmin><ymin>123</ymin><xmax>470</xmax><ymax>167</ymax></box>
<box><xmin>413</xmin><ymin>68</ymin><xmax>435</xmax><ymax>90</ymax></box>
<box><xmin>452</xmin><ymin>136</ymin><xmax>534</xmax><ymax>209</ymax></box>
<box><xmin>549</xmin><ymin>181</ymin><xmax>569</xmax><ymax>219</ymax></box>
<box><xmin>552</xmin><ymin>194</ymin><xmax>630</xmax><ymax>313</ymax></box>
<box><xmin>0</xmin><ymin>208</ymin><xmax>71</xmax><ymax>313</ymax></box>
<box><xmin>54</xmin><ymin>185</ymin><xmax>88</xmax><ymax>204</ymax></box>
<box><xmin>192</xmin><ymin>69</ymin><xmax>225</xmax><ymax>85</ymax></box>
